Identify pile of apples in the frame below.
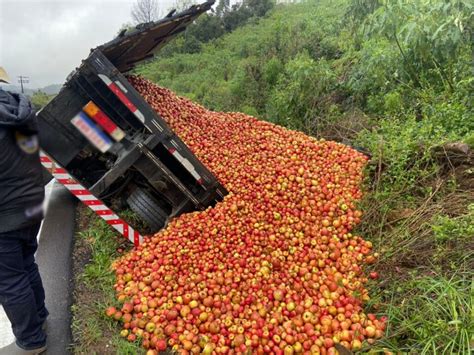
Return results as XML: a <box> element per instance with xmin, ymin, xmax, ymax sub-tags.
<box><xmin>106</xmin><ymin>76</ymin><xmax>385</xmax><ymax>354</ymax></box>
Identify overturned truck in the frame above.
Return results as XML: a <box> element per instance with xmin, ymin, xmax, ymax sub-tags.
<box><xmin>38</xmin><ymin>0</ymin><xmax>227</xmax><ymax>243</ymax></box>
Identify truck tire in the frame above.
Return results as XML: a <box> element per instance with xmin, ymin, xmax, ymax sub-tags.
<box><xmin>126</xmin><ymin>188</ymin><xmax>168</xmax><ymax>232</ymax></box>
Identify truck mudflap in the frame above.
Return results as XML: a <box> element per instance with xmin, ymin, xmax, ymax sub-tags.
<box><xmin>40</xmin><ymin>151</ymin><xmax>144</xmax><ymax>246</ymax></box>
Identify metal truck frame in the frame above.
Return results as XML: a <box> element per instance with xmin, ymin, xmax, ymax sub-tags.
<box><xmin>38</xmin><ymin>1</ymin><xmax>227</xmax><ymax>243</ymax></box>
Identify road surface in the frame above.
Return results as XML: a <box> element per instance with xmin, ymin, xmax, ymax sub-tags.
<box><xmin>0</xmin><ymin>181</ymin><xmax>77</xmax><ymax>354</ymax></box>
<box><xmin>0</xmin><ymin>182</ymin><xmax>54</xmax><ymax>347</ymax></box>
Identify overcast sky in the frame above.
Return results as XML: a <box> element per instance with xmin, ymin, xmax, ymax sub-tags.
<box><xmin>0</xmin><ymin>0</ymin><xmax>184</xmax><ymax>88</ymax></box>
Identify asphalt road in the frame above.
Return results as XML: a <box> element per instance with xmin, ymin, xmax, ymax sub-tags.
<box><xmin>0</xmin><ymin>181</ymin><xmax>54</xmax><ymax>348</ymax></box>
<box><xmin>0</xmin><ymin>181</ymin><xmax>77</xmax><ymax>354</ymax></box>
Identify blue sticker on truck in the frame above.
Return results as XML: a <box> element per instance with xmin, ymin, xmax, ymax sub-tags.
<box><xmin>71</xmin><ymin>111</ymin><xmax>113</xmax><ymax>153</ymax></box>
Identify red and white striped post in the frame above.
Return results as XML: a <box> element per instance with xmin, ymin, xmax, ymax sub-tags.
<box><xmin>40</xmin><ymin>151</ymin><xmax>143</xmax><ymax>246</ymax></box>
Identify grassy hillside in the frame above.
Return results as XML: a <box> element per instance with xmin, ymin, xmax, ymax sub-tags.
<box><xmin>136</xmin><ymin>0</ymin><xmax>347</xmax><ymax>116</ymax></box>
<box><xmin>134</xmin><ymin>0</ymin><xmax>474</xmax><ymax>353</ymax></box>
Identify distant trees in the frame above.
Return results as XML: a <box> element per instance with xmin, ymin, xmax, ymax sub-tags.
<box><xmin>195</xmin><ymin>0</ymin><xmax>276</xmax><ymax>42</ymax></box>
<box><xmin>123</xmin><ymin>0</ymin><xmax>276</xmax><ymax>56</ymax></box>
<box><xmin>220</xmin><ymin>0</ymin><xmax>275</xmax><ymax>32</ymax></box>
<box><xmin>216</xmin><ymin>0</ymin><xmax>230</xmax><ymax>17</ymax></box>
<box><xmin>31</xmin><ymin>90</ymin><xmax>54</xmax><ymax>110</ymax></box>
<box><xmin>155</xmin><ymin>0</ymin><xmax>276</xmax><ymax>56</ymax></box>
<box><xmin>187</xmin><ymin>14</ymin><xmax>225</xmax><ymax>42</ymax></box>
<box><xmin>246</xmin><ymin>0</ymin><xmax>275</xmax><ymax>17</ymax></box>
<box><xmin>131</xmin><ymin>0</ymin><xmax>161</xmax><ymax>24</ymax></box>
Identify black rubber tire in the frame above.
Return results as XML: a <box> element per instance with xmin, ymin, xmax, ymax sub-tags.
<box><xmin>126</xmin><ymin>188</ymin><xmax>168</xmax><ymax>232</ymax></box>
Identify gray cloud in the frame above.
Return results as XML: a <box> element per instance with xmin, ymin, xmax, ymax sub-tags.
<box><xmin>0</xmin><ymin>0</ymin><xmax>186</xmax><ymax>88</ymax></box>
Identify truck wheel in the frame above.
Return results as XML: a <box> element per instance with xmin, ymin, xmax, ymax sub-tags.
<box><xmin>126</xmin><ymin>188</ymin><xmax>168</xmax><ymax>232</ymax></box>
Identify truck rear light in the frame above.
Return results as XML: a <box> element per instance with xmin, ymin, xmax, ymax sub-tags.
<box><xmin>71</xmin><ymin>112</ymin><xmax>113</xmax><ymax>153</ymax></box>
<box><xmin>83</xmin><ymin>101</ymin><xmax>125</xmax><ymax>141</ymax></box>
<box><xmin>98</xmin><ymin>74</ymin><xmax>146</xmax><ymax>124</ymax></box>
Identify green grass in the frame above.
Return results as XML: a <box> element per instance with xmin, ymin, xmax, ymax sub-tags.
<box><xmin>369</xmin><ymin>272</ymin><xmax>473</xmax><ymax>354</ymax></box>
<box><xmin>361</xmin><ymin>194</ymin><xmax>474</xmax><ymax>354</ymax></box>
<box><xmin>70</xmin><ymin>304</ymin><xmax>103</xmax><ymax>348</ymax></box>
<box><xmin>350</xmin><ymin>110</ymin><xmax>474</xmax><ymax>353</ymax></box>
<box><xmin>70</xmin><ymin>208</ymin><xmax>144</xmax><ymax>355</ymax></box>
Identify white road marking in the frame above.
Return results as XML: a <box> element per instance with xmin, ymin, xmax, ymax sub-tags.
<box><xmin>0</xmin><ymin>180</ymin><xmax>55</xmax><ymax>347</ymax></box>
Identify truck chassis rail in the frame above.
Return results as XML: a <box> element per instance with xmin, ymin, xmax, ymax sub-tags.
<box><xmin>40</xmin><ymin>151</ymin><xmax>144</xmax><ymax>246</ymax></box>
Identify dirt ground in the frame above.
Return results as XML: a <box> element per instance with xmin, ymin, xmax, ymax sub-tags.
<box><xmin>70</xmin><ymin>205</ymin><xmax>120</xmax><ymax>354</ymax></box>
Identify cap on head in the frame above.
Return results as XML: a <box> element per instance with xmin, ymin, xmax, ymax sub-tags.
<box><xmin>0</xmin><ymin>67</ymin><xmax>10</xmax><ymax>84</ymax></box>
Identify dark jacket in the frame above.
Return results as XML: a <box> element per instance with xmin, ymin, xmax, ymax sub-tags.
<box><xmin>0</xmin><ymin>89</ymin><xmax>45</xmax><ymax>233</ymax></box>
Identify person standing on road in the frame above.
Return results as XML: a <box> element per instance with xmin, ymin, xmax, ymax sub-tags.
<box><xmin>0</xmin><ymin>67</ymin><xmax>48</xmax><ymax>355</ymax></box>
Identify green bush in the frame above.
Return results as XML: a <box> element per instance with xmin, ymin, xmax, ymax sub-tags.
<box><xmin>432</xmin><ymin>205</ymin><xmax>474</xmax><ymax>244</ymax></box>
<box><xmin>267</xmin><ymin>53</ymin><xmax>337</xmax><ymax>132</ymax></box>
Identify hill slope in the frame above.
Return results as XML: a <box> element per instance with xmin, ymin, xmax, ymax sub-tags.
<box><xmin>136</xmin><ymin>0</ymin><xmax>346</xmax><ymax>118</ymax></box>
<box><xmin>134</xmin><ymin>1</ymin><xmax>474</xmax><ymax>353</ymax></box>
